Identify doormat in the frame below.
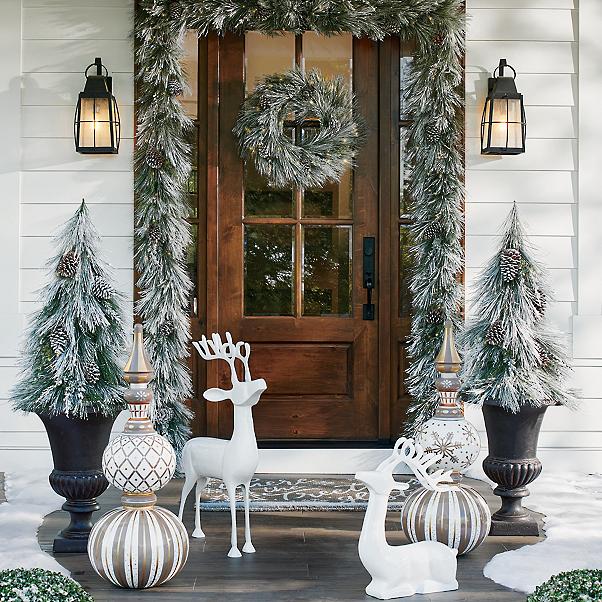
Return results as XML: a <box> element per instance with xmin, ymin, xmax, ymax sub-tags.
<box><xmin>197</xmin><ymin>476</ymin><xmax>420</xmax><ymax>512</ymax></box>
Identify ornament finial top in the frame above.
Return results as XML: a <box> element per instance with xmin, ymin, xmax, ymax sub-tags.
<box><xmin>435</xmin><ymin>320</ymin><xmax>461</xmax><ymax>374</ymax></box>
<box><xmin>124</xmin><ymin>324</ymin><xmax>153</xmax><ymax>384</ymax></box>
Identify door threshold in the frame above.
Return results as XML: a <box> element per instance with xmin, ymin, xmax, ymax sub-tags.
<box><xmin>256</xmin><ymin>447</ymin><xmax>412</xmax><ymax>475</ymax></box>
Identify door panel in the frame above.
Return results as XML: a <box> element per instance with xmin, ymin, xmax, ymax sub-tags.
<box><xmin>211</xmin><ymin>33</ymin><xmax>380</xmax><ymax>441</ymax></box>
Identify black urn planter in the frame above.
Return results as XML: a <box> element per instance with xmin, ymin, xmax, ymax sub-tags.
<box><xmin>38</xmin><ymin>412</ymin><xmax>115</xmax><ymax>553</ymax></box>
<box><xmin>482</xmin><ymin>403</ymin><xmax>547</xmax><ymax>536</ymax></box>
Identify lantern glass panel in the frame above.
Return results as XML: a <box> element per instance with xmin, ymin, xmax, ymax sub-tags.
<box><xmin>78</xmin><ymin>97</ymin><xmax>113</xmax><ymax>149</ymax></box>
<box><xmin>481</xmin><ymin>98</ymin><xmax>492</xmax><ymax>151</ymax></box>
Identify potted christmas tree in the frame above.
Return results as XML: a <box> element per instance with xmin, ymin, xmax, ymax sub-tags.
<box><xmin>11</xmin><ymin>201</ymin><xmax>126</xmax><ymax>552</ymax></box>
<box><xmin>460</xmin><ymin>203</ymin><xmax>575</xmax><ymax>535</ymax></box>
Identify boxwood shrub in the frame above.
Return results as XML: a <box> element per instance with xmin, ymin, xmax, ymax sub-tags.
<box><xmin>0</xmin><ymin>568</ymin><xmax>93</xmax><ymax>602</ymax></box>
<box><xmin>527</xmin><ymin>569</ymin><xmax>602</xmax><ymax>602</ymax></box>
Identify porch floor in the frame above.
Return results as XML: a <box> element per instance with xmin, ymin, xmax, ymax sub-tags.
<box><xmin>39</xmin><ymin>477</ymin><xmax>541</xmax><ymax>601</ymax></box>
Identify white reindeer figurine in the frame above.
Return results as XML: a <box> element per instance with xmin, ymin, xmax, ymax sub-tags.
<box><xmin>355</xmin><ymin>437</ymin><xmax>459</xmax><ymax>600</ymax></box>
<box><xmin>178</xmin><ymin>332</ymin><xmax>266</xmax><ymax>558</ymax></box>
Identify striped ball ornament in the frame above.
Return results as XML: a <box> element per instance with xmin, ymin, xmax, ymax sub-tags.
<box><xmin>401</xmin><ymin>484</ymin><xmax>491</xmax><ymax>555</ymax></box>
<box><xmin>88</xmin><ymin>505</ymin><xmax>189</xmax><ymax>589</ymax></box>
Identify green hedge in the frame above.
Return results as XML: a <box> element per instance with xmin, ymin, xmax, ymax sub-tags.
<box><xmin>527</xmin><ymin>569</ymin><xmax>602</xmax><ymax>602</ymax></box>
<box><xmin>0</xmin><ymin>568</ymin><xmax>93</xmax><ymax>602</ymax></box>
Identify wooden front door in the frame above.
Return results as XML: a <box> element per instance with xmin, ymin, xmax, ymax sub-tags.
<box><xmin>193</xmin><ymin>32</ymin><xmax>412</xmax><ymax>442</ymax></box>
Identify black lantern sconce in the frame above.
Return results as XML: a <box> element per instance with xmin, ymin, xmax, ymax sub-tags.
<box><xmin>74</xmin><ymin>58</ymin><xmax>120</xmax><ymax>154</ymax></box>
<box><xmin>481</xmin><ymin>59</ymin><xmax>526</xmax><ymax>155</ymax></box>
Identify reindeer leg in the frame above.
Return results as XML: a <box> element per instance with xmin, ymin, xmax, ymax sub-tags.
<box><xmin>242</xmin><ymin>481</ymin><xmax>255</xmax><ymax>553</ymax></box>
<box><xmin>226</xmin><ymin>483</ymin><xmax>242</xmax><ymax>558</ymax></box>
<box><xmin>178</xmin><ymin>474</ymin><xmax>196</xmax><ymax>523</ymax></box>
<box><xmin>192</xmin><ymin>477</ymin><xmax>208</xmax><ymax>538</ymax></box>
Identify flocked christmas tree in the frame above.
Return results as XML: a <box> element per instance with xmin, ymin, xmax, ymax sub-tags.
<box><xmin>12</xmin><ymin>201</ymin><xmax>126</xmax><ymax>417</ymax></box>
<box><xmin>460</xmin><ymin>203</ymin><xmax>575</xmax><ymax>411</ymax></box>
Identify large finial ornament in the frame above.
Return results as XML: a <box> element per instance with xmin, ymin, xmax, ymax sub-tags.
<box><xmin>88</xmin><ymin>324</ymin><xmax>188</xmax><ymax>589</ymax></box>
<box><xmin>416</xmin><ymin>320</ymin><xmax>480</xmax><ymax>476</ymax></box>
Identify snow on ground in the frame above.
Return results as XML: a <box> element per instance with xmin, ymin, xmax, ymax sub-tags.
<box><xmin>0</xmin><ymin>471</ymin><xmax>67</xmax><ymax>574</ymax></box>
<box><xmin>483</xmin><ymin>471</ymin><xmax>602</xmax><ymax>593</ymax></box>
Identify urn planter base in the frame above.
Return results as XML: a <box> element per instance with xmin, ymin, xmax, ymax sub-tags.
<box><xmin>38</xmin><ymin>413</ymin><xmax>115</xmax><ymax>553</ymax></box>
<box><xmin>481</xmin><ymin>404</ymin><xmax>547</xmax><ymax>537</ymax></box>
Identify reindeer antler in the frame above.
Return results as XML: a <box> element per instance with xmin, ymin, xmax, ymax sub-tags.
<box><xmin>397</xmin><ymin>438</ymin><xmax>453</xmax><ymax>492</ymax></box>
<box><xmin>192</xmin><ymin>332</ymin><xmax>252</xmax><ymax>384</ymax></box>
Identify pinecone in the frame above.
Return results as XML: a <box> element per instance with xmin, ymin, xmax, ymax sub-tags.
<box><xmin>169</xmin><ymin>1</ymin><xmax>184</xmax><ymax>20</ymax></box>
<box><xmin>424</xmin><ymin>124</ymin><xmax>441</xmax><ymax>144</ymax></box>
<box><xmin>500</xmin><ymin>248</ymin><xmax>521</xmax><ymax>282</ymax></box>
<box><xmin>147</xmin><ymin>223</ymin><xmax>163</xmax><ymax>245</ymax></box>
<box><xmin>146</xmin><ymin>149</ymin><xmax>165</xmax><ymax>170</ymax></box>
<box><xmin>485</xmin><ymin>321</ymin><xmax>505</xmax><ymax>347</ymax></box>
<box><xmin>423</xmin><ymin>222</ymin><xmax>440</xmax><ymax>240</ymax></box>
<box><xmin>433</xmin><ymin>31</ymin><xmax>445</xmax><ymax>46</ymax></box>
<box><xmin>534</xmin><ymin>288</ymin><xmax>547</xmax><ymax>316</ymax></box>
<box><xmin>92</xmin><ymin>276</ymin><xmax>112</xmax><ymax>300</ymax></box>
<box><xmin>83</xmin><ymin>360</ymin><xmax>100</xmax><ymax>384</ymax></box>
<box><xmin>154</xmin><ymin>405</ymin><xmax>174</xmax><ymax>424</ymax></box>
<box><xmin>167</xmin><ymin>78</ymin><xmax>184</xmax><ymax>96</ymax></box>
<box><xmin>158</xmin><ymin>320</ymin><xmax>174</xmax><ymax>337</ymax></box>
<box><xmin>535</xmin><ymin>342</ymin><xmax>552</xmax><ymax>368</ymax></box>
<box><xmin>425</xmin><ymin>308</ymin><xmax>443</xmax><ymax>325</ymax></box>
<box><xmin>56</xmin><ymin>250</ymin><xmax>78</xmax><ymax>278</ymax></box>
<box><xmin>49</xmin><ymin>325</ymin><xmax>69</xmax><ymax>355</ymax></box>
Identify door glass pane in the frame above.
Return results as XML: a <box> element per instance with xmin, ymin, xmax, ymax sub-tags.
<box><xmin>245</xmin><ymin>225</ymin><xmax>294</xmax><ymax>316</ymax></box>
<box><xmin>400</xmin><ymin>127</ymin><xmax>411</xmax><ymax>217</ymax></box>
<box><xmin>304</xmin><ymin>169</ymin><xmax>352</xmax><ymax>219</ymax></box>
<box><xmin>303</xmin><ymin>226</ymin><xmax>352</xmax><ymax>316</ymax></box>
<box><xmin>303</xmin><ymin>32</ymin><xmax>352</xmax><ymax>87</ymax></box>
<box><xmin>399</xmin><ymin>225</ymin><xmax>413</xmax><ymax>318</ymax></box>
<box><xmin>245</xmin><ymin>163</ymin><xmax>294</xmax><ymax>217</ymax></box>
<box><xmin>399</xmin><ymin>55</ymin><xmax>413</xmax><ymax>120</ymax></box>
<box><xmin>186</xmin><ymin>224</ymin><xmax>198</xmax><ymax>315</ymax></box>
<box><xmin>179</xmin><ymin>30</ymin><xmax>198</xmax><ymax>119</ymax></box>
<box><xmin>245</xmin><ymin>32</ymin><xmax>295</xmax><ymax>94</ymax></box>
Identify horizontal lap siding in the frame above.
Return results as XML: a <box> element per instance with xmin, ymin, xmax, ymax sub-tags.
<box><xmin>465</xmin><ymin>4</ymin><xmax>602</xmax><ymax>467</ymax></box>
<box><xmin>0</xmin><ymin>0</ymin><xmax>134</xmax><ymax>456</ymax></box>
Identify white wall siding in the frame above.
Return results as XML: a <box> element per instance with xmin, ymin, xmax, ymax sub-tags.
<box><xmin>466</xmin><ymin>1</ymin><xmax>602</xmax><ymax>471</ymax></box>
<box><xmin>0</xmin><ymin>0</ymin><xmax>134</xmax><ymax>467</ymax></box>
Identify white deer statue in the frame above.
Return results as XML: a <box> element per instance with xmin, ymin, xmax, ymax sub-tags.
<box><xmin>355</xmin><ymin>437</ymin><xmax>459</xmax><ymax>600</ymax></box>
<box><xmin>178</xmin><ymin>332</ymin><xmax>266</xmax><ymax>558</ymax></box>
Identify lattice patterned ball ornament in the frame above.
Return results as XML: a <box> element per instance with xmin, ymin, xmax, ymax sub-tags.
<box><xmin>89</xmin><ymin>325</ymin><xmax>188</xmax><ymax>589</ymax></box>
<box><xmin>500</xmin><ymin>248</ymin><xmax>521</xmax><ymax>282</ymax></box>
<box><xmin>56</xmin><ymin>251</ymin><xmax>78</xmax><ymax>278</ymax></box>
<box><xmin>49</xmin><ymin>325</ymin><xmax>70</xmax><ymax>356</ymax></box>
<box><xmin>92</xmin><ymin>276</ymin><xmax>112</xmax><ymax>301</ymax></box>
<box><xmin>485</xmin><ymin>321</ymin><xmax>505</xmax><ymax>347</ymax></box>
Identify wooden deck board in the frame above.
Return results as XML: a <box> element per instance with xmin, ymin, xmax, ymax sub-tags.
<box><xmin>38</xmin><ymin>477</ymin><xmax>540</xmax><ymax>601</ymax></box>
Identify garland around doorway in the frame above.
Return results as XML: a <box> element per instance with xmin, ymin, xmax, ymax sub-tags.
<box><xmin>134</xmin><ymin>0</ymin><xmax>465</xmax><ymax>454</ymax></box>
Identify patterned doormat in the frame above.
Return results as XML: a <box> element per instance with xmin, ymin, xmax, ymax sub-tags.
<box><xmin>196</xmin><ymin>476</ymin><xmax>420</xmax><ymax>511</ymax></box>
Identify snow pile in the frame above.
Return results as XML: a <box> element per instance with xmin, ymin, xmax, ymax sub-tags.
<box><xmin>0</xmin><ymin>471</ymin><xmax>67</xmax><ymax>574</ymax></box>
<box><xmin>484</xmin><ymin>472</ymin><xmax>602</xmax><ymax>593</ymax></box>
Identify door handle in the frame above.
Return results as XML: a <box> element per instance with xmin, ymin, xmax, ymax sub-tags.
<box><xmin>363</xmin><ymin>236</ymin><xmax>375</xmax><ymax>320</ymax></box>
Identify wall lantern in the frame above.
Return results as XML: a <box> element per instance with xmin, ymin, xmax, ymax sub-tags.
<box><xmin>481</xmin><ymin>59</ymin><xmax>526</xmax><ymax>155</ymax></box>
<box><xmin>74</xmin><ymin>57</ymin><xmax>120</xmax><ymax>154</ymax></box>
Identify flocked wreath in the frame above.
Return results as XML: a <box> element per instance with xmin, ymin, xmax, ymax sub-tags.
<box><xmin>233</xmin><ymin>68</ymin><xmax>365</xmax><ymax>189</ymax></box>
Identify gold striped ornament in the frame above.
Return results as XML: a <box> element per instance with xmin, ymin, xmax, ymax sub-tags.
<box><xmin>88</xmin><ymin>503</ymin><xmax>188</xmax><ymax>589</ymax></box>
<box><xmin>401</xmin><ymin>483</ymin><xmax>491</xmax><ymax>555</ymax></box>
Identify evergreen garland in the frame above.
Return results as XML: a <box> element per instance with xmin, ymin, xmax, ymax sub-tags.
<box><xmin>135</xmin><ymin>0</ymin><xmax>465</xmax><ymax>446</ymax></box>
<box><xmin>233</xmin><ymin>68</ymin><xmax>365</xmax><ymax>189</ymax></box>
<box><xmin>11</xmin><ymin>201</ymin><xmax>126</xmax><ymax>418</ymax></box>
<box><xmin>0</xmin><ymin>568</ymin><xmax>93</xmax><ymax>602</ymax></box>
